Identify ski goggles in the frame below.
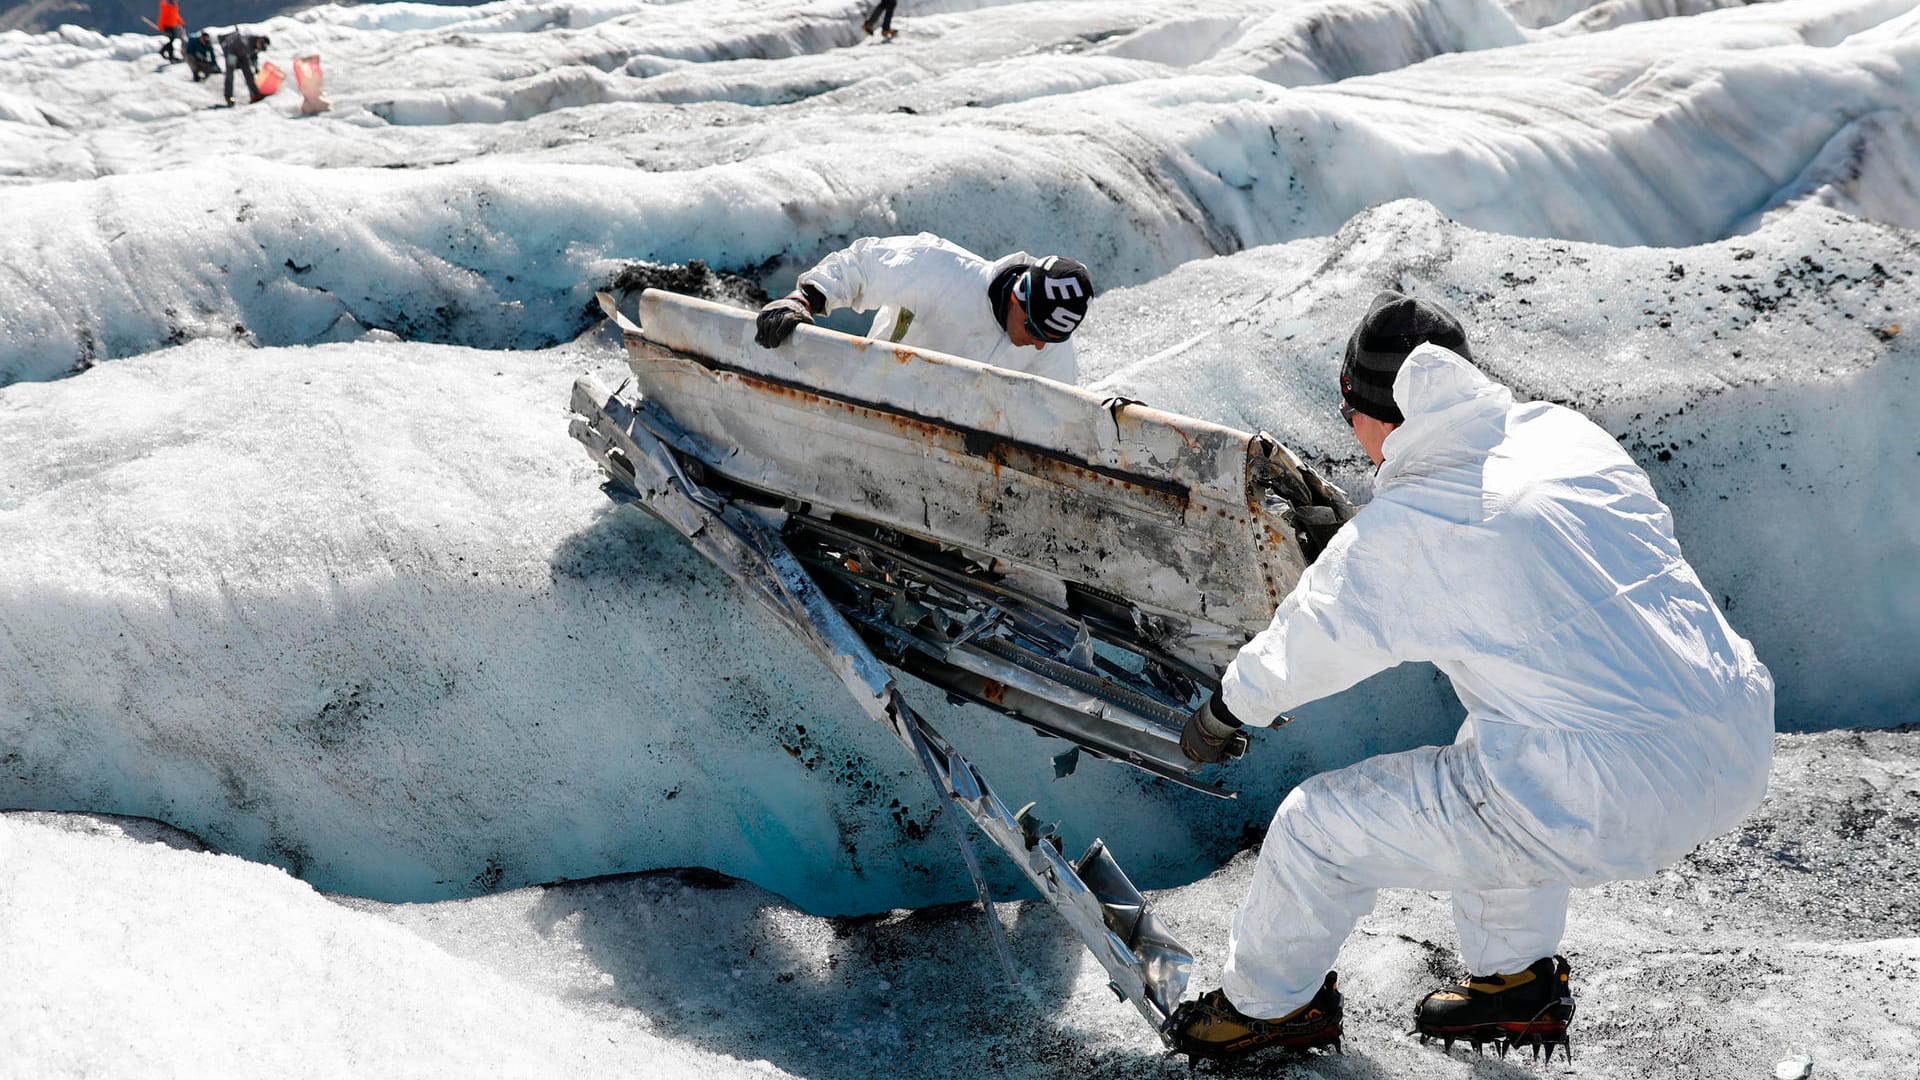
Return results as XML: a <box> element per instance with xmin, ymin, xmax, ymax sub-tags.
<box><xmin>1013</xmin><ymin>270</ymin><xmax>1073</xmax><ymax>345</ymax></box>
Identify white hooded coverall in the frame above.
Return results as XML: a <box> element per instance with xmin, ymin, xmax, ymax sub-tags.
<box><xmin>1216</xmin><ymin>344</ymin><xmax>1774</xmax><ymax>1017</ymax></box>
<box><xmin>797</xmin><ymin>233</ymin><xmax>1079</xmax><ymax>385</ymax></box>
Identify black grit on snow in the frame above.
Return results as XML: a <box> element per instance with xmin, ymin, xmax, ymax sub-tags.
<box><xmin>606</xmin><ymin>259</ymin><xmax>770</xmax><ymax>312</ymax></box>
<box><xmin>343</xmin><ymin>726</ymin><xmax>1917</xmax><ymax>1080</ymax></box>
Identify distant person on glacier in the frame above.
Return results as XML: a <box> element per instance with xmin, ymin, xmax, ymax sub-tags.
<box><xmin>753</xmin><ymin>233</ymin><xmax>1093</xmax><ymax>385</ymax></box>
<box><xmin>154</xmin><ymin>0</ymin><xmax>184</xmax><ymax>61</ymax></box>
<box><xmin>1165</xmin><ymin>291</ymin><xmax>1775</xmax><ymax>1063</ymax></box>
<box><xmin>184</xmin><ymin>30</ymin><xmax>219</xmax><ymax>82</ymax></box>
<box><xmin>220</xmin><ymin>30</ymin><xmax>270</xmax><ymax>106</ymax></box>
<box><xmin>862</xmin><ymin>0</ymin><xmax>899</xmax><ymax>39</ymax></box>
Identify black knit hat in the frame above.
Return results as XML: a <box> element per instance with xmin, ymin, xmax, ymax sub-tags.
<box><xmin>1014</xmin><ymin>256</ymin><xmax>1094</xmax><ymax>343</ymax></box>
<box><xmin>1340</xmin><ymin>291</ymin><xmax>1470</xmax><ymax>424</ymax></box>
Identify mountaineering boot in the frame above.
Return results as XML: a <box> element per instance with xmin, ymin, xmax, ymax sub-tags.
<box><xmin>882</xmin><ymin>28</ymin><xmax>897</xmax><ymax>37</ymax></box>
<box><xmin>1165</xmin><ymin>971</ymin><xmax>1342</xmax><ymax>1063</ymax></box>
<box><xmin>862</xmin><ymin>20</ymin><xmax>874</xmax><ymax>34</ymax></box>
<box><xmin>1415</xmin><ymin>955</ymin><xmax>1574</xmax><ymax>1060</ymax></box>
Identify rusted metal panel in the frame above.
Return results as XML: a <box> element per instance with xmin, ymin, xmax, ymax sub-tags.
<box><xmin>621</xmin><ymin>289</ymin><xmax>1347</xmax><ymax>673</ymax></box>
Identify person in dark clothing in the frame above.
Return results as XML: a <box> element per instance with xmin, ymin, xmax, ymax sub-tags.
<box><xmin>184</xmin><ymin>31</ymin><xmax>219</xmax><ymax>82</ymax></box>
<box><xmin>862</xmin><ymin>0</ymin><xmax>898</xmax><ymax>38</ymax></box>
<box><xmin>219</xmin><ymin>31</ymin><xmax>269</xmax><ymax>105</ymax></box>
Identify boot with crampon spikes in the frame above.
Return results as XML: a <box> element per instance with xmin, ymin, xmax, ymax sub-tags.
<box><xmin>1414</xmin><ymin>955</ymin><xmax>1575</xmax><ymax>1062</ymax></box>
<box><xmin>1165</xmin><ymin>971</ymin><xmax>1343</xmax><ymax>1066</ymax></box>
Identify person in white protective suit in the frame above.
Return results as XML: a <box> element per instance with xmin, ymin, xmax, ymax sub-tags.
<box><xmin>752</xmin><ymin>233</ymin><xmax>1092</xmax><ymax>384</ymax></box>
<box><xmin>1164</xmin><ymin>292</ymin><xmax>1775</xmax><ymax>1064</ymax></box>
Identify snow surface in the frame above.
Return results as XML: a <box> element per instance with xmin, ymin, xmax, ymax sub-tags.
<box><xmin>4</xmin><ymin>727</ymin><xmax>1915</xmax><ymax>1077</ymax></box>
<box><xmin>1</xmin><ymin>0</ymin><xmax>1917</xmax><ymax>1074</ymax></box>
<box><xmin>4</xmin><ymin>0</ymin><xmax>1919</xmax><ymax>382</ymax></box>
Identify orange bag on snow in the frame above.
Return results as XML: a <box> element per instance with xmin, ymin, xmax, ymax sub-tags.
<box><xmin>256</xmin><ymin>61</ymin><xmax>285</xmax><ymax>96</ymax></box>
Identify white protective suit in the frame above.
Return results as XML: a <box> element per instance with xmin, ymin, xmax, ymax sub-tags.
<box><xmin>1216</xmin><ymin>344</ymin><xmax>1774</xmax><ymax>1017</ymax></box>
<box><xmin>796</xmin><ymin>233</ymin><xmax>1078</xmax><ymax>384</ymax></box>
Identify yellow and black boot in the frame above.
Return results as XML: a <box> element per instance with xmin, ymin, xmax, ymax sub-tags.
<box><xmin>1415</xmin><ymin>955</ymin><xmax>1574</xmax><ymax>1060</ymax></box>
<box><xmin>1165</xmin><ymin>972</ymin><xmax>1342</xmax><ymax>1064</ymax></box>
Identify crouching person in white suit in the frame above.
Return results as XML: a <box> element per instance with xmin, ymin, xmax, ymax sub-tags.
<box><xmin>753</xmin><ymin>233</ymin><xmax>1092</xmax><ymax>385</ymax></box>
<box><xmin>1165</xmin><ymin>292</ymin><xmax>1775</xmax><ymax>1063</ymax></box>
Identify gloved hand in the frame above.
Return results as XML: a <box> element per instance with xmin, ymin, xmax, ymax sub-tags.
<box><xmin>1180</xmin><ymin>694</ymin><xmax>1249</xmax><ymax>764</ymax></box>
<box><xmin>755</xmin><ymin>291</ymin><xmax>815</xmax><ymax>349</ymax></box>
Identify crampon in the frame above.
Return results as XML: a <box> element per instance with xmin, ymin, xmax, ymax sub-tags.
<box><xmin>1414</xmin><ymin>1007</ymin><xmax>1574</xmax><ymax>1062</ymax></box>
<box><xmin>1414</xmin><ymin>955</ymin><xmax>1575</xmax><ymax>1062</ymax></box>
<box><xmin>1165</xmin><ymin>974</ymin><xmax>1343</xmax><ymax>1067</ymax></box>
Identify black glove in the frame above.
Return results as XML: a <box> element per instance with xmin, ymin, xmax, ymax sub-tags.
<box><xmin>1180</xmin><ymin>694</ymin><xmax>1249</xmax><ymax>765</ymax></box>
<box><xmin>755</xmin><ymin>291</ymin><xmax>816</xmax><ymax>349</ymax></box>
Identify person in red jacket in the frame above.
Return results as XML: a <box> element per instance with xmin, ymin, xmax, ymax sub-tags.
<box><xmin>156</xmin><ymin>0</ymin><xmax>184</xmax><ymax>61</ymax></box>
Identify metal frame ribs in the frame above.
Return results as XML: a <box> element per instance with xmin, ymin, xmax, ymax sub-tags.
<box><xmin>569</xmin><ymin>373</ymin><xmax>1192</xmax><ymax>1035</ymax></box>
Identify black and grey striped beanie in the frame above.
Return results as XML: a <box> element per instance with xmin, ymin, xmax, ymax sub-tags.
<box><xmin>1339</xmin><ymin>291</ymin><xmax>1471</xmax><ymax>424</ymax></box>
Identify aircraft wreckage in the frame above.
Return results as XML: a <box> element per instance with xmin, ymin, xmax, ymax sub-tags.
<box><xmin>569</xmin><ymin>289</ymin><xmax>1352</xmax><ymax>1042</ymax></box>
